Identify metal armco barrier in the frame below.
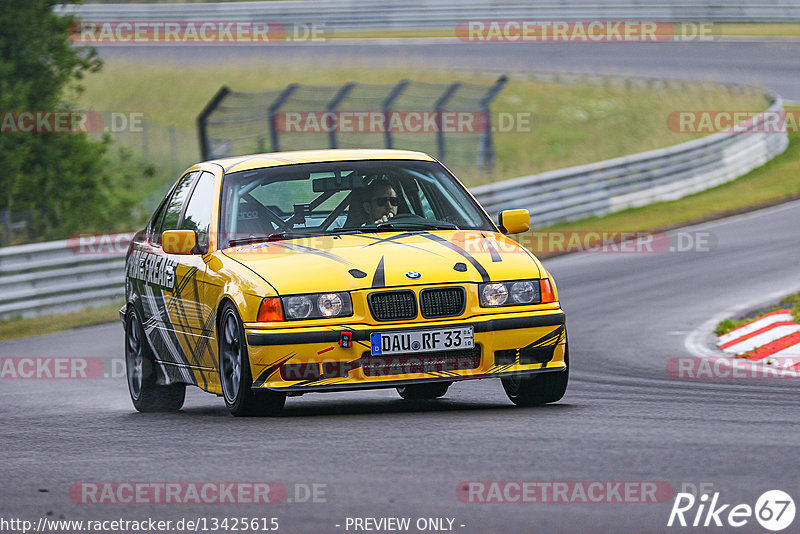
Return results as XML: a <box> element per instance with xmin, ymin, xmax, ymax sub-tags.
<box><xmin>472</xmin><ymin>95</ymin><xmax>789</xmax><ymax>225</ymax></box>
<box><xmin>0</xmin><ymin>96</ymin><xmax>789</xmax><ymax>320</ymax></box>
<box><xmin>61</xmin><ymin>1</ymin><xmax>800</xmax><ymax>26</ymax></box>
<box><xmin>0</xmin><ymin>238</ymin><xmax>126</xmax><ymax>320</ymax></box>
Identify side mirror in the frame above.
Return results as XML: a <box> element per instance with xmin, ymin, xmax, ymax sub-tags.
<box><xmin>498</xmin><ymin>209</ymin><xmax>530</xmax><ymax>235</ymax></box>
<box><xmin>162</xmin><ymin>230</ymin><xmax>198</xmax><ymax>255</ymax></box>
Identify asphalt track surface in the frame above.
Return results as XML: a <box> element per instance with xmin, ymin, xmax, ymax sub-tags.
<box><xmin>2</xmin><ymin>200</ymin><xmax>800</xmax><ymax>533</ymax></box>
<box><xmin>2</xmin><ymin>40</ymin><xmax>800</xmax><ymax>533</ymax></box>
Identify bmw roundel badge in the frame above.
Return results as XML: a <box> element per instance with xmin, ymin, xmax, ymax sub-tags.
<box><xmin>405</xmin><ymin>271</ymin><xmax>422</xmax><ymax>280</ymax></box>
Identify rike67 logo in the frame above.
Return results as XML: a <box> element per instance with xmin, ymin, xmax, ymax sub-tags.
<box><xmin>668</xmin><ymin>490</ymin><xmax>795</xmax><ymax>531</ymax></box>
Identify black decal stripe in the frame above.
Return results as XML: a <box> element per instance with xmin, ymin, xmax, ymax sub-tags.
<box><xmin>169</xmin><ymin>266</ymin><xmax>208</xmax><ymax>388</ymax></box>
<box><xmin>522</xmin><ymin>325</ymin><xmax>565</xmax><ymax>349</ymax></box>
<box><xmin>252</xmin><ymin>354</ymin><xmax>296</xmax><ymax>387</ymax></box>
<box><xmin>371</xmin><ymin>256</ymin><xmax>386</xmax><ymax>288</ymax></box>
<box><xmin>356</xmin><ymin>232</ymin><xmax>443</xmax><ymax>255</ymax></box>
<box><xmin>192</xmin><ymin>306</ymin><xmax>219</xmax><ymax>389</ymax></box>
<box><xmin>142</xmin><ymin>284</ymin><xmax>195</xmax><ymax>385</ymax></box>
<box><xmin>275</xmin><ymin>242</ymin><xmax>354</xmax><ymax>267</ymax></box>
<box><xmin>246</xmin><ymin>313</ymin><xmax>565</xmax><ymax>345</ymax></box>
<box><xmin>484</xmin><ymin>236</ymin><xmax>502</xmax><ymax>263</ymax></box>
<box><xmin>419</xmin><ymin>232</ymin><xmax>490</xmax><ymax>283</ymax></box>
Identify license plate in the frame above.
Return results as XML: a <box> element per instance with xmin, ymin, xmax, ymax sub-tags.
<box><xmin>370</xmin><ymin>326</ymin><xmax>474</xmax><ymax>355</ymax></box>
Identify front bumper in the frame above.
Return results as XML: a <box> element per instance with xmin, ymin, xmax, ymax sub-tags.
<box><xmin>245</xmin><ymin>310</ymin><xmax>566</xmax><ymax>392</ymax></box>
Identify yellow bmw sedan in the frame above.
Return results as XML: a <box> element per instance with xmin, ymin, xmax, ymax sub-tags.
<box><xmin>121</xmin><ymin>149</ymin><xmax>568</xmax><ymax>416</ymax></box>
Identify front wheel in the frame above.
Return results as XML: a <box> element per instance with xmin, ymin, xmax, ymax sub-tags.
<box><xmin>397</xmin><ymin>382</ymin><xmax>451</xmax><ymax>400</ymax></box>
<box><xmin>125</xmin><ymin>308</ymin><xmax>185</xmax><ymax>412</ymax></box>
<box><xmin>501</xmin><ymin>342</ymin><xmax>569</xmax><ymax>406</ymax></box>
<box><xmin>219</xmin><ymin>302</ymin><xmax>286</xmax><ymax>417</ymax></box>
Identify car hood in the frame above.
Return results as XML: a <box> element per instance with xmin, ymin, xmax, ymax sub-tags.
<box><xmin>222</xmin><ymin>230</ymin><xmax>542</xmax><ymax>294</ymax></box>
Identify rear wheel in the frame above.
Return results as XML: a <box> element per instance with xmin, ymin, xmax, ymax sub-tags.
<box><xmin>125</xmin><ymin>308</ymin><xmax>185</xmax><ymax>412</ymax></box>
<box><xmin>219</xmin><ymin>302</ymin><xmax>286</xmax><ymax>417</ymax></box>
<box><xmin>396</xmin><ymin>382</ymin><xmax>451</xmax><ymax>400</ymax></box>
<box><xmin>501</xmin><ymin>342</ymin><xmax>569</xmax><ymax>406</ymax></box>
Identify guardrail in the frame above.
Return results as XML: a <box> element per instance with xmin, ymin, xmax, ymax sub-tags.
<box><xmin>0</xmin><ymin>95</ymin><xmax>789</xmax><ymax>320</ymax></box>
<box><xmin>472</xmin><ymin>95</ymin><xmax>789</xmax><ymax>225</ymax></box>
<box><xmin>63</xmin><ymin>1</ymin><xmax>800</xmax><ymax>26</ymax></box>
<box><xmin>0</xmin><ymin>239</ymin><xmax>125</xmax><ymax>320</ymax></box>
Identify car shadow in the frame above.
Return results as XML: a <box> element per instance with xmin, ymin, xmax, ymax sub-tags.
<box><xmin>164</xmin><ymin>398</ymin><xmax>579</xmax><ymax>419</ymax></box>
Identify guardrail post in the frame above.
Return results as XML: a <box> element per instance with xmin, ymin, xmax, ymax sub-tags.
<box><xmin>196</xmin><ymin>85</ymin><xmax>231</xmax><ymax>161</ymax></box>
<box><xmin>381</xmin><ymin>80</ymin><xmax>409</xmax><ymax>149</ymax></box>
<box><xmin>477</xmin><ymin>75</ymin><xmax>508</xmax><ymax>171</ymax></box>
<box><xmin>326</xmin><ymin>82</ymin><xmax>357</xmax><ymax>149</ymax></box>
<box><xmin>434</xmin><ymin>82</ymin><xmax>461</xmax><ymax>162</ymax></box>
<box><xmin>268</xmin><ymin>83</ymin><xmax>299</xmax><ymax>153</ymax></box>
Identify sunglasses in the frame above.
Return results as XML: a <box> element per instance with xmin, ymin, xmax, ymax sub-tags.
<box><xmin>372</xmin><ymin>196</ymin><xmax>399</xmax><ymax>207</ymax></box>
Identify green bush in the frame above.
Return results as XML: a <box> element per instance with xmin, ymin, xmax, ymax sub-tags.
<box><xmin>0</xmin><ymin>0</ymin><xmax>150</xmax><ymax>244</ymax></box>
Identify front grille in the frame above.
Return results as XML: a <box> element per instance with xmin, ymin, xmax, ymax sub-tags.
<box><xmin>361</xmin><ymin>346</ymin><xmax>481</xmax><ymax>376</ymax></box>
<box><xmin>368</xmin><ymin>290</ymin><xmax>417</xmax><ymax>321</ymax></box>
<box><xmin>420</xmin><ymin>287</ymin><xmax>466</xmax><ymax>318</ymax></box>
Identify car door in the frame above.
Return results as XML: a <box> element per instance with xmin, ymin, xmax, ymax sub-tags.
<box><xmin>141</xmin><ymin>170</ymin><xmax>202</xmax><ymax>385</ymax></box>
<box><xmin>170</xmin><ymin>170</ymin><xmax>219</xmax><ymax>384</ymax></box>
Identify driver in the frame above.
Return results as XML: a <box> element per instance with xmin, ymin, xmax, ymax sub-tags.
<box><xmin>362</xmin><ymin>179</ymin><xmax>399</xmax><ymax>224</ymax></box>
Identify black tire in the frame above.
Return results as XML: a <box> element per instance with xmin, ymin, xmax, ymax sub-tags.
<box><xmin>218</xmin><ymin>302</ymin><xmax>286</xmax><ymax>417</ymax></box>
<box><xmin>397</xmin><ymin>382</ymin><xmax>451</xmax><ymax>400</ymax></box>
<box><xmin>125</xmin><ymin>308</ymin><xmax>185</xmax><ymax>412</ymax></box>
<box><xmin>501</xmin><ymin>341</ymin><xmax>569</xmax><ymax>406</ymax></box>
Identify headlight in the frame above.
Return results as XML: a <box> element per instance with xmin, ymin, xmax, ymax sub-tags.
<box><xmin>481</xmin><ymin>283</ymin><xmax>508</xmax><ymax>306</ymax></box>
<box><xmin>285</xmin><ymin>296</ymin><xmax>313</xmax><ymax>319</ymax></box>
<box><xmin>281</xmin><ymin>292</ymin><xmax>352</xmax><ymax>320</ymax></box>
<box><xmin>317</xmin><ymin>293</ymin><xmax>343</xmax><ymax>317</ymax></box>
<box><xmin>510</xmin><ymin>281</ymin><xmax>537</xmax><ymax>304</ymax></box>
<box><xmin>479</xmin><ymin>279</ymin><xmax>545</xmax><ymax>307</ymax></box>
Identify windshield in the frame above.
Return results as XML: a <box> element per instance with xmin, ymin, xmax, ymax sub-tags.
<box><xmin>219</xmin><ymin>159</ymin><xmax>495</xmax><ymax>247</ymax></box>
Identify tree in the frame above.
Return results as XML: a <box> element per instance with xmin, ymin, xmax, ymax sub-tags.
<box><xmin>0</xmin><ymin>0</ymin><xmax>137</xmax><ymax>244</ymax></box>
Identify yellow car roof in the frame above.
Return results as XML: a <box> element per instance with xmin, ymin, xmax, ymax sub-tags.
<box><xmin>210</xmin><ymin>149</ymin><xmax>436</xmax><ymax>173</ymax></box>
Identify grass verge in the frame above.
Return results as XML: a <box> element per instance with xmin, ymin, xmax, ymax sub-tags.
<box><xmin>715</xmin><ymin>291</ymin><xmax>800</xmax><ymax>336</ymax></box>
<box><xmin>76</xmin><ymin>60</ymin><xmax>768</xmax><ymax>193</ymax></box>
<box><xmin>0</xmin><ymin>302</ymin><xmax>123</xmax><ymax>343</ymax></box>
<box><xmin>532</xmin><ymin>116</ymin><xmax>800</xmax><ymax>237</ymax></box>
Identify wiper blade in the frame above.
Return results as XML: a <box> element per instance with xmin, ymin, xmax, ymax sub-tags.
<box><xmin>374</xmin><ymin>222</ymin><xmax>458</xmax><ymax>230</ymax></box>
<box><xmin>227</xmin><ymin>232</ymin><xmax>303</xmax><ymax>246</ymax></box>
<box><xmin>228</xmin><ymin>230</ymin><xmax>364</xmax><ymax>246</ymax></box>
